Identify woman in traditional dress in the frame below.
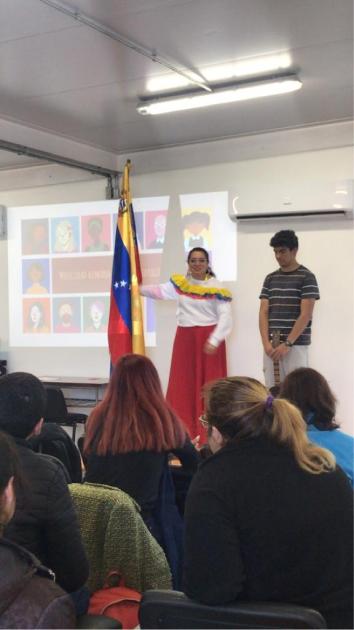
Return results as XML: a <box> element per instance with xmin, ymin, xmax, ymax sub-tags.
<box><xmin>140</xmin><ymin>247</ymin><xmax>232</xmax><ymax>440</ymax></box>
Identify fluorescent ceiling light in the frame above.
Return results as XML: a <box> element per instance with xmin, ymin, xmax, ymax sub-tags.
<box><xmin>203</xmin><ymin>53</ymin><xmax>292</xmax><ymax>81</ymax></box>
<box><xmin>137</xmin><ymin>76</ymin><xmax>302</xmax><ymax>115</ymax></box>
<box><xmin>147</xmin><ymin>75</ymin><xmax>192</xmax><ymax>92</ymax></box>
<box><xmin>146</xmin><ymin>52</ymin><xmax>292</xmax><ymax>92</ymax></box>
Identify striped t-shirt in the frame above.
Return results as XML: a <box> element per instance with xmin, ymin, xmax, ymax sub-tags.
<box><xmin>259</xmin><ymin>265</ymin><xmax>320</xmax><ymax>345</ymax></box>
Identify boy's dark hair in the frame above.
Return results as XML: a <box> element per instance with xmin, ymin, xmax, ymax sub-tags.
<box><xmin>270</xmin><ymin>230</ymin><xmax>298</xmax><ymax>250</ymax></box>
<box><xmin>0</xmin><ymin>373</ymin><xmax>47</xmax><ymax>439</ymax></box>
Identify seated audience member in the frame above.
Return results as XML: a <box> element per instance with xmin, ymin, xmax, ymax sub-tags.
<box><xmin>84</xmin><ymin>353</ymin><xmax>198</xmax><ymax>586</ymax></box>
<box><xmin>0</xmin><ymin>372</ymin><xmax>89</xmax><ymax>594</ymax></box>
<box><xmin>28</xmin><ymin>421</ymin><xmax>83</xmax><ymax>483</ymax></box>
<box><xmin>280</xmin><ymin>367</ymin><xmax>354</xmax><ymax>485</ymax></box>
<box><xmin>183</xmin><ymin>377</ymin><xmax>353</xmax><ymax>630</ymax></box>
<box><xmin>0</xmin><ymin>431</ymin><xmax>76</xmax><ymax>628</ymax></box>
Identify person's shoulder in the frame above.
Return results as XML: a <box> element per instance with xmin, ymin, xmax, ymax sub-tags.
<box><xmin>0</xmin><ymin>540</ymin><xmax>75</xmax><ymax>629</ymax></box>
<box><xmin>331</xmin><ymin>428</ymin><xmax>354</xmax><ymax>446</ymax></box>
<box><xmin>263</xmin><ymin>269</ymin><xmax>280</xmax><ymax>281</ymax></box>
<box><xmin>17</xmin><ymin>442</ymin><xmax>69</xmax><ymax>480</ymax></box>
<box><xmin>298</xmin><ymin>264</ymin><xmax>317</xmax><ymax>277</ymax></box>
<box><xmin>191</xmin><ymin>444</ymin><xmax>240</xmax><ymax>483</ymax></box>
<box><xmin>206</xmin><ymin>275</ymin><xmax>222</xmax><ymax>285</ymax></box>
<box><xmin>205</xmin><ymin>276</ymin><xmax>233</xmax><ymax>299</ymax></box>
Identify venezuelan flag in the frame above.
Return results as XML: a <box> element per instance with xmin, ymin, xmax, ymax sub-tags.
<box><xmin>108</xmin><ymin>160</ymin><xmax>145</xmax><ymax>365</ymax></box>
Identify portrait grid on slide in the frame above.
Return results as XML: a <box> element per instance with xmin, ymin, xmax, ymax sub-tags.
<box><xmin>17</xmin><ymin>203</ymin><xmax>115</xmax><ymax>344</ymax></box>
<box><xmin>14</xmin><ymin>195</ymin><xmax>234</xmax><ymax>346</ymax></box>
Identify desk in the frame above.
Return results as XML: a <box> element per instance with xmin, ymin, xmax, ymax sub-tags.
<box><xmin>40</xmin><ymin>376</ymin><xmax>109</xmax><ymax>404</ymax></box>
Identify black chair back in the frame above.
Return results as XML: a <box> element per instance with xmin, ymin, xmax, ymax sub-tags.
<box><xmin>29</xmin><ymin>422</ymin><xmax>83</xmax><ymax>483</ymax></box>
<box><xmin>44</xmin><ymin>386</ymin><xmax>69</xmax><ymax>422</ymax></box>
<box><xmin>139</xmin><ymin>590</ymin><xmax>327</xmax><ymax>629</ymax></box>
<box><xmin>43</xmin><ymin>385</ymin><xmax>87</xmax><ymax>442</ymax></box>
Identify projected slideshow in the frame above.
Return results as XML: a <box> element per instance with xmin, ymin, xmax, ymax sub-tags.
<box><xmin>8</xmin><ymin>192</ymin><xmax>236</xmax><ymax>348</ymax></box>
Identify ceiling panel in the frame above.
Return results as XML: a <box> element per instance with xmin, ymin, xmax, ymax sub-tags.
<box><xmin>0</xmin><ymin>0</ymin><xmax>352</xmax><ymax>156</ymax></box>
<box><xmin>0</xmin><ymin>0</ymin><xmax>78</xmax><ymax>42</ymax></box>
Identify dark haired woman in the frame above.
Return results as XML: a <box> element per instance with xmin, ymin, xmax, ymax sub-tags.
<box><xmin>0</xmin><ymin>431</ymin><xmax>75</xmax><ymax>628</ymax></box>
<box><xmin>183</xmin><ymin>377</ymin><xmax>353</xmax><ymax>629</ymax></box>
<box><xmin>280</xmin><ymin>367</ymin><xmax>354</xmax><ymax>486</ymax></box>
<box><xmin>140</xmin><ymin>247</ymin><xmax>232</xmax><ymax>440</ymax></box>
<box><xmin>84</xmin><ymin>354</ymin><xmax>198</xmax><ymax>586</ymax></box>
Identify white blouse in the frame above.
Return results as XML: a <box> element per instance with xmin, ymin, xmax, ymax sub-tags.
<box><xmin>140</xmin><ymin>276</ymin><xmax>232</xmax><ymax>347</ymax></box>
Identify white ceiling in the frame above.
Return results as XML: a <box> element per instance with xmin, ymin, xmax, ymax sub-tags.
<box><xmin>0</xmin><ymin>0</ymin><xmax>352</xmax><ymax>169</ymax></box>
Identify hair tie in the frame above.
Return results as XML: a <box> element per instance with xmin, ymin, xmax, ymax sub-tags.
<box><xmin>265</xmin><ymin>395</ymin><xmax>274</xmax><ymax>409</ymax></box>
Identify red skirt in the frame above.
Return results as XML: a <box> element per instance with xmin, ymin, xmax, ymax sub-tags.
<box><xmin>166</xmin><ymin>325</ymin><xmax>227</xmax><ymax>442</ymax></box>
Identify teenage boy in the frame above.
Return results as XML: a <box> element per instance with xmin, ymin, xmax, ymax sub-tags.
<box><xmin>259</xmin><ymin>230</ymin><xmax>320</xmax><ymax>387</ymax></box>
<box><xmin>0</xmin><ymin>372</ymin><xmax>88</xmax><ymax>594</ymax></box>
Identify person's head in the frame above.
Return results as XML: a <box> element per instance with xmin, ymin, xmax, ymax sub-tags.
<box><xmin>28</xmin><ymin>302</ymin><xmax>44</xmax><ymax>328</ymax></box>
<box><xmin>55</xmin><ymin>220</ymin><xmax>74</xmax><ymax>250</ymax></box>
<box><xmin>0</xmin><ymin>432</ymin><xmax>22</xmax><ymax>531</ymax></box>
<box><xmin>90</xmin><ymin>300</ymin><xmax>105</xmax><ymax>326</ymax></box>
<box><xmin>28</xmin><ymin>263</ymin><xmax>43</xmax><ymax>284</ymax></box>
<box><xmin>31</xmin><ymin>222</ymin><xmax>47</xmax><ymax>244</ymax></box>
<box><xmin>202</xmin><ymin>376</ymin><xmax>335</xmax><ymax>474</ymax></box>
<box><xmin>59</xmin><ymin>302</ymin><xmax>73</xmax><ymax>323</ymax></box>
<box><xmin>280</xmin><ymin>368</ymin><xmax>338</xmax><ymax>430</ymax></box>
<box><xmin>0</xmin><ymin>372</ymin><xmax>46</xmax><ymax>439</ymax></box>
<box><xmin>88</xmin><ymin>217</ymin><xmax>103</xmax><ymax>242</ymax></box>
<box><xmin>153</xmin><ymin>214</ymin><xmax>166</xmax><ymax>238</ymax></box>
<box><xmin>270</xmin><ymin>230</ymin><xmax>298</xmax><ymax>271</ymax></box>
<box><xmin>183</xmin><ymin>211</ymin><xmax>210</xmax><ymax>236</ymax></box>
<box><xmin>187</xmin><ymin>247</ymin><xmax>215</xmax><ymax>279</ymax></box>
<box><xmin>84</xmin><ymin>354</ymin><xmax>187</xmax><ymax>456</ymax></box>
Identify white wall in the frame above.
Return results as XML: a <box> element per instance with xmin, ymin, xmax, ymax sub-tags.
<box><xmin>120</xmin><ymin>140</ymin><xmax>353</xmax><ymax>435</ymax></box>
<box><xmin>0</xmin><ymin>124</ymin><xmax>353</xmax><ymax>434</ymax></box>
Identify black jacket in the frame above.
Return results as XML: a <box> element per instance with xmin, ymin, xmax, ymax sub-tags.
<box><xmin>28</xmin><ymin>422</ymin><xmax>83</xmax><ymax>483</ymax></box>
<box><xmin>183</xmin><ymin>436</ymin><xmax>353</xmax><ymax>629</ymax></box>
<box><xmin>4</xmin><ymin>439</ymin><xmax>89</xmax><ymax>593</ymax></box>
<box><xmin>85</xmin><ymin>440</ymin><xmax>198</xmax><ymax>515</ymax></box>
<box><xmin>0</xmin><ymin>538</ymin><xmax>75</xmax><ymax>629</ymax></box>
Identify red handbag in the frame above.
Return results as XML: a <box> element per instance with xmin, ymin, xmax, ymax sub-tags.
<box><xmin>88</xmin><ymin>572</ymin><xmax>141</xmax><ymax>629</ymax></box>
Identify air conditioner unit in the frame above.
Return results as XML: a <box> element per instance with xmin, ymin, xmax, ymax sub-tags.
<box><xmin>229</xmin><ymin>208</ymin><xmax>353</xmax><ymax>222</ymax></box>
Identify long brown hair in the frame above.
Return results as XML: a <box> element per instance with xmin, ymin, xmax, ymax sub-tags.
<box><xmin>204</xmin><ymin>376</ymin><xmax>335</xmax><ymax>475</ymax></box>
<box><xmin>84</xmin><ymin>354</ymin><xmax>187</xmax><ymax>455</ymax></box>
<box><xmin>279</xmin><ymin>368</ymin><xmax>338</xmax><ymax>430</ymax></box>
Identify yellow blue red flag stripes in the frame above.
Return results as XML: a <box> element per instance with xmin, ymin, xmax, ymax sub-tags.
<box><xmin>108</xmin><ymin>160</ymin><xmax>145</xmax><ymax>365</ymax></box>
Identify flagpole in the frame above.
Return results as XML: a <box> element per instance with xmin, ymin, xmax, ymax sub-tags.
<box><xmin>108</xmin><ymin>160</ymin><xmax>145</xmax><ymax>366</ymax></box>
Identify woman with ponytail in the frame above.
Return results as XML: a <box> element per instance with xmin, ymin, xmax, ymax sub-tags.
<box><xmin>183</xmin><ymin>376</ymin><xmax>353</xmax><ymax>629</ymax></box>
<box><xmin>140</xmin><ymin>248</ymin><xmax>232</xmax><ymax>441</ymax></box>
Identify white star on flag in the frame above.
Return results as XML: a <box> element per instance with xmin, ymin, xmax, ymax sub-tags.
<box><xmin>114</xmin><ymin>282</ymin><xmax>119</xmax><ymax>288</ymax></box>
<box><xmin>120</xmin><ymin>280</ymin><xmax>127</xmax><ymax>287</ymax></box>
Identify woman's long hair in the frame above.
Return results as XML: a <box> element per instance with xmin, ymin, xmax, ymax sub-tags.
<box><xmin>205</xmin><ymin>376</ymin><xmax>335</xmax><ymax>475</ymax></box>
<box><xmin>279</xmin><ymin>368</ymin><xmax>339</xmax><ymax>430</ymax></box>
<box><xmin>84</xmin><ymin>354</ymin><xmax>187</xmax><ymax>456</ymax></box>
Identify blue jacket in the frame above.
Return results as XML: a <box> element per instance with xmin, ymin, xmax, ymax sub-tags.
<box><xmin>307</xmin><ymin>423</ymin><xmax>354</xmax><ymax>487</ymax></box>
